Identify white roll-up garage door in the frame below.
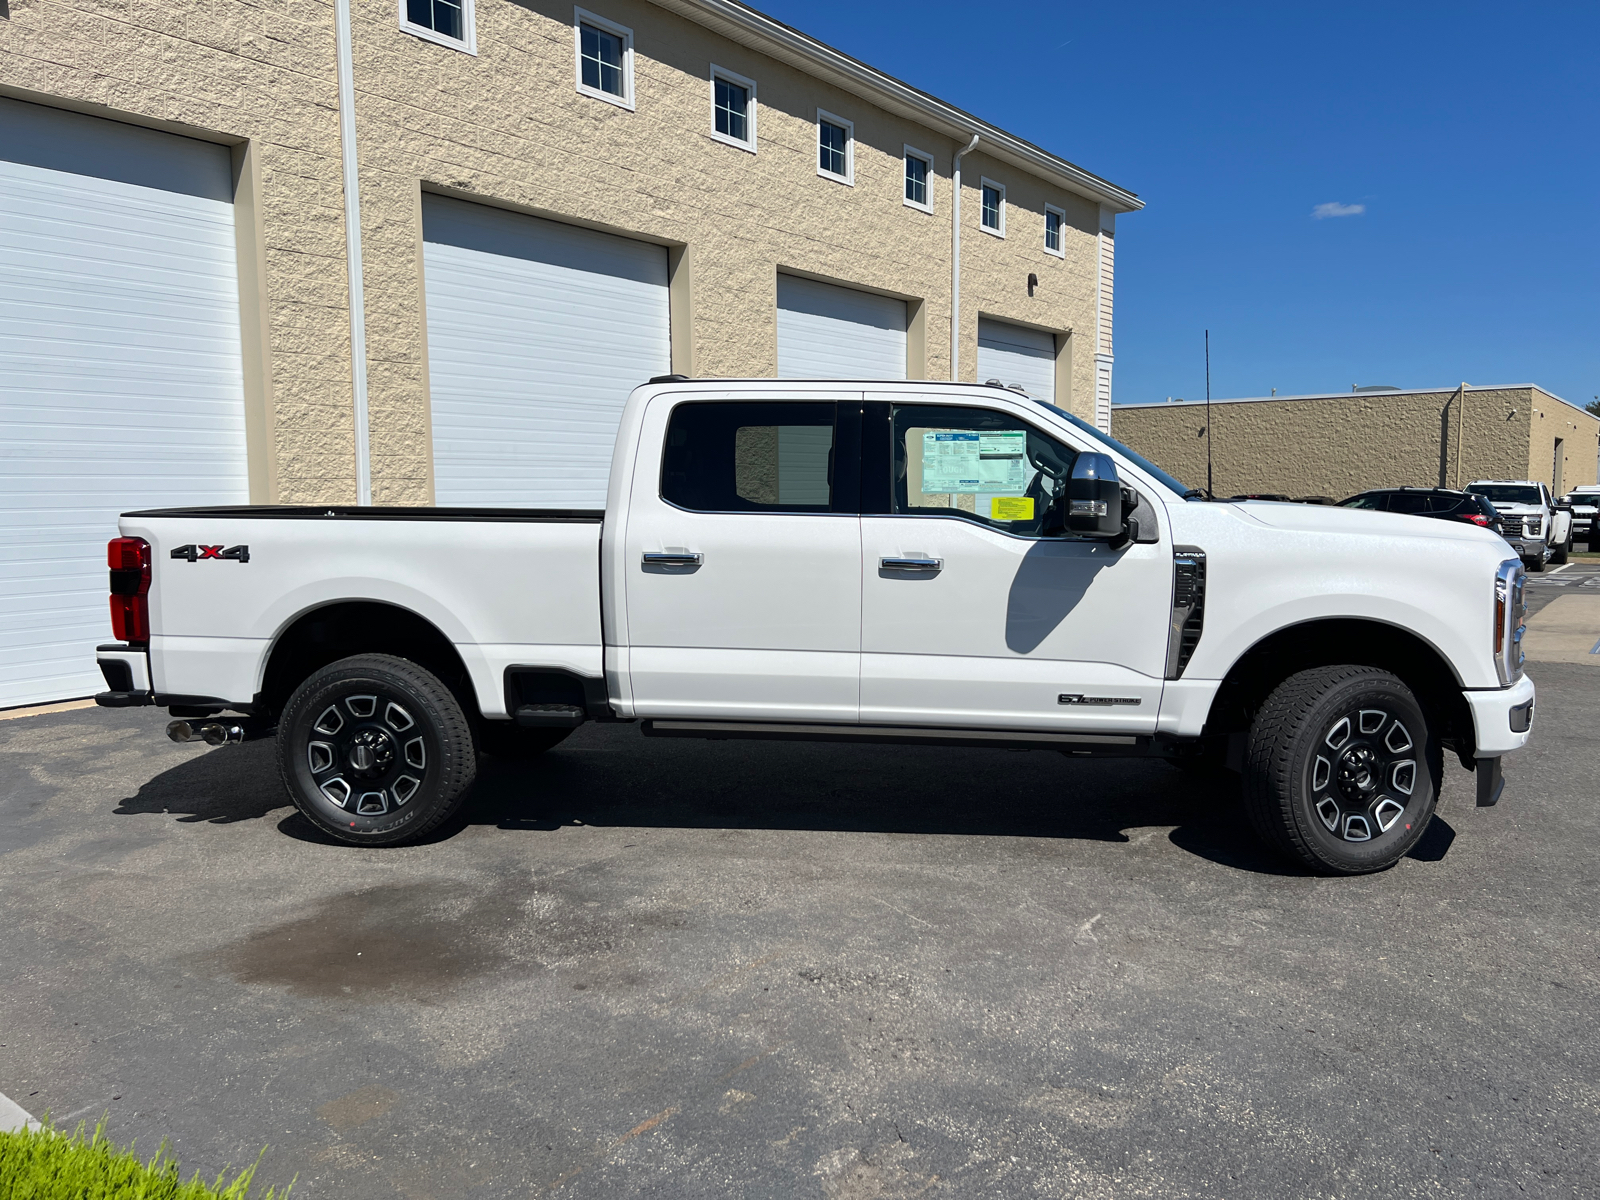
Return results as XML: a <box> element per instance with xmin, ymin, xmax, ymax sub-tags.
<box><xmin>0</xmin><ymin>98</ymin><xmax>247</xmax><ymax>709</ymax></box>
<box><xmin>977</xmin><ymin>318</ymin><xmax>1056</xmax><ymax>405</ymax></box>
<box><xmin>776</xmin><ymin>275</ymin><xmax>907</xmax><ymax>380</ymax></box>
<box><xmin>422</xmin><ymin>196</ymin><xmax>671</xmax><ymax>508</ymax></box>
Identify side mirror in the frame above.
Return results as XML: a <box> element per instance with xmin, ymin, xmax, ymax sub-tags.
<box><xmin>1067</xmin><ymin>452</ymin><xmax>1123</xmax><ymax>537</ymax></box>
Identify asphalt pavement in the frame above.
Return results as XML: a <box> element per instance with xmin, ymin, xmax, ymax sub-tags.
<box><xmin>1</xmin><ymin>663</ymin><xmax>1597</xmax><ymax>1198</ymax></box>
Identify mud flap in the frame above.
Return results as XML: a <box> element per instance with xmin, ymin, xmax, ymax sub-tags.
<box><xmin>1475</xmin><ymin>756</ymin><xmax>1504</xmax><ymax>807</ymax></box>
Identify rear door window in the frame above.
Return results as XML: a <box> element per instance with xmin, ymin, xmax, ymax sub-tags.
<box><xmin>661</xmin><ymin>401</ymin><xmax>843</xmax><ymax>513</ymax></box>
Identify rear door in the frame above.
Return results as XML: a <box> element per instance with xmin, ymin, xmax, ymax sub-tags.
<box><xmin>620</xmin><ymin>394</ymin><xmax>863</xmax><ymax>721</ymax></box>
<box><xmin>858</xmin><ymin>396</ymin><xmax>1170</xmax><ymax>733</ymax></box>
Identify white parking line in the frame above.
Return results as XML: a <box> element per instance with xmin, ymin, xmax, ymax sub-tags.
<box><xmin>0</xmin><ymin>1090</ymin><xmax>41</xmax><ymax>1133</ymax></box>
<box><xmin>1549</xmin><ymin>563</ymin><xmax>1574</xmax><ymax>575</ymax></box>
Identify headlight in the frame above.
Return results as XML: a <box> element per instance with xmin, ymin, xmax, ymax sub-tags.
<box><xmin>1526</xmin><ymin>516</ymin><xmax>1542</xmax><ymax>537</ymax></box>
<box><xmin>1494</xmin><ymin>558</ymin><xmax>1526</xmax><ymax>686</ymax></box>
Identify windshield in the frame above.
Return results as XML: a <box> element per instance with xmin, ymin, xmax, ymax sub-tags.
<box><xmin>1468</xmin><ymin>484</ymin><xmax>1542</xmax><ymax>505</ymax></box>
<box><xmin>1567</xmin><ymin>493</ymin><xmax>1600</xmax><ymax>508</ymax></box>
<box><xmin>1033</xmin><ymin>401</ymin><xmax>1195</xmax><ymax>498</ymax></box>
<box><xmin>1338</xmin><ymin>493</ymin><xmax>1384</xmax><ymax>510</ymax></box>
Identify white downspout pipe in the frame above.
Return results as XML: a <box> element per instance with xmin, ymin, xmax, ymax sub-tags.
<box><xmin>334</xmin><ymin>0</ymin><xmax>372</xmax><ymax>504</ymax></box>
<box><xmin>950</xmin><ymin>133</ymin><xmax>979</xmax><ymax>381</ymax></box>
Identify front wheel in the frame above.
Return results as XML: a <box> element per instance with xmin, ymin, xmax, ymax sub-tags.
<box><xmin>1243</xmin><ymin>666</ymin><xmax>1440</xmax><ymax>874</ymax></box>
<box><xmin>277</xmin><ymin>654</ymin><xmax>477</xmax><ymax>846</ymax></box>
<box><xmin>1524</xmin><ymin>555</ymin><xmax>1544</xmax><ymax>573</ymax></box>
<box><xmin>1552</xmin><ymin>534</ymin><xmax>1571</xmax><ymax>566</ymax></box>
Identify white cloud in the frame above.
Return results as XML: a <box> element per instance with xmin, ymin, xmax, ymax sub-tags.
<box><xmin>1312</xmin><ymin>201</ymin><xmax>1366</xmax><ymax>219</ymax></box>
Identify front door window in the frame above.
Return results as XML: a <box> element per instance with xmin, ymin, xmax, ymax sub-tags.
<box><xmin>891</xmin><ymin>404</ymin><xmax>1077</xmax><ymax>538</ymax></box>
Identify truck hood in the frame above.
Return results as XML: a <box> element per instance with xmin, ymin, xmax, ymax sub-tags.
<box><xmin>1484</xmin><ymin>503</ymin><xmax>1544</xmax><ymax>515</ymax></box>
<box><xmin>1226</xmin><ymin>500</ymin><xmax>1498</xmax><ymax>544</ymax></box>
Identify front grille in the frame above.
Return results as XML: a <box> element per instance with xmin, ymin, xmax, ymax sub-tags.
<box><xmin>1501</xmin><ymin>515</ymin><xmax>1524</xmax><ymax>538</ymax></box>
<box><xmin>1166</xmin><ymin>546</ymin><xmax>1206</xmax><ymax>680</ymax></box>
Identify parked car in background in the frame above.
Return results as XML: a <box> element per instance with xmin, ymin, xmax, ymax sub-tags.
<box><xmin>1465</xmin><ymin>481</ymin><xmax>1571</xmax><ymax>571</ymax></box>
<box><xmin>1337</xmin><ymin>488</ymin><xmax>1506</xmax><ymax>538</ymax></box>
<box><xmin>1562</xmin><ymin>486</ymin><xmax>1600</xmax><ymax>547</ymax></box>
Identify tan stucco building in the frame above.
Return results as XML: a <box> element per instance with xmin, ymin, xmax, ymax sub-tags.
<box><xmin>1113</xmin><ymin>386</ymin><xmax>1600</xmax><ymax>500</ymax></box>
<box><xmin>0</xmin><ymin>0</ymin><xmax>1138</xmax><ymax>506</ymax></box>
<box><xmin>0</xmin><ymin>0</ymin><xmax>1140</xmax><ymax>707</ymax></box>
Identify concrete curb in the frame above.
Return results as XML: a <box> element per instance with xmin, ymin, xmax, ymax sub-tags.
<box><xmin>0</xmin><ymin>1089</ymin><xmax>41</xmax><ymax>1133</ymax></box>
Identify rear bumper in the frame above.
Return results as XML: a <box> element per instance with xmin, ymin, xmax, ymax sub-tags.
<box><xmin>95</xmin><ymin>643</ymin><xmax>153</xmax><ymax>707</ymax></box>
<box><xmin>1463</xmin><ymin>674</ymin><xmax>1536</xmax><ymax>757</ymax></box>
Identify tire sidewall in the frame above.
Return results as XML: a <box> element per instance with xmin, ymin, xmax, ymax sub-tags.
<box><xmin>278</xmin><ymin>657</ymin><xmax>470</xmax><ymax>844</ymax></box>
<box><xmin>1284</xmin><ymin>676</ymin><xmax>1438</xmax><ymax>872</ymax></box>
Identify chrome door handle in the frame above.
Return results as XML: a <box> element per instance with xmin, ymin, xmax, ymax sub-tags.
<box><xmin>643</xmin><ymin>551</ymin><xmax>702</xmax><ymax>567</ymax></box>
<box><xmin>880</xmin><ymin>557</ymin><xmax>942</xmax><ymax>572</ymax></box>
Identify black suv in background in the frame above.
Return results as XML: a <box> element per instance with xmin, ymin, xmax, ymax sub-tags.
<box><xmin>1338</xmin><ymin>487</ymin><xmax>1506</xmax><ymax>536</ymax></box>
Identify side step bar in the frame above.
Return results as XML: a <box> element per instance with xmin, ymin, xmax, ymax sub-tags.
<box><xmin>642</xmin><ymin>719</ymin><xmax>1150</xmax><ymax>755</ymax></box>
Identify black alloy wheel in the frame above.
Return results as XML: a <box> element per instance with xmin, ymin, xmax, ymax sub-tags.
<box><xmin>277</xmin><ymin>654</ymin><xmax>476</xmax><ymax>845</ymax></box>
<box><xmin>1244</xmin><ymin>666</ymin><xmax>1440</xmax><ymax>874</ymax></box>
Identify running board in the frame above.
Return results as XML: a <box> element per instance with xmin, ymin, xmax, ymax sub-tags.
<box><xmin>641</xmin><ymin>719</ymin><xmax>1150</xmax><ymax>755</ymax></box>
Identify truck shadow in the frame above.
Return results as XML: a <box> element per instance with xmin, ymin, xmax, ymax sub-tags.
<box><xmin>112</xmin><ymin>724</ymin><xmax>1454</xmax><ymax>876</ymax></box>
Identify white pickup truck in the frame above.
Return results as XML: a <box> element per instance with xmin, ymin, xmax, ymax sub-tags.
<box><xmin>1466</xmin><ymin>479</ymin><xmax>1573</xmax><ymax>571</ymax></box>
<box><xmin>95</xmin><ymin>379</ymin><xmax>1534</xmax><ymax>875</ymax></box>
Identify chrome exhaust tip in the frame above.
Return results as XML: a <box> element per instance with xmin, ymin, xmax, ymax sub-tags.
<box><xmin>200</xmin><ymin>722</ymin><xmax>245</xmax><ymax>746</ymax></box>
<box><xmin>166</xmin><ymin>720</ymin><xmax>197</xmax><ymax>743</ymax></box>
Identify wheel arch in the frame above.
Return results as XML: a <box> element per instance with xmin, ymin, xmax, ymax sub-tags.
<box><xmin>1202</xmin><ymin>617</ymin><xmax>1476</xmax><ymax>764</ymax></box>
<box><xmin>256</xmin><ymin>600</ymin><xmax>476</xmax><ymax>721</ymax></box>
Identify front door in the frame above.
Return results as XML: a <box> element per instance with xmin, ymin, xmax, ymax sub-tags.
<box><xmin>621</xmin><ymin>396</ymin><xmax>862</xmax><ymax>722</ymax></box>
<box><xmin>859</xmin><ymin>397</ymin><xmax>1171</xmax><ymax>733</ymax></box>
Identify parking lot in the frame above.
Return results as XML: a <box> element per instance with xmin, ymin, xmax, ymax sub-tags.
<box><xmin>2</xmin><ymin>653</ymin><xmax>1597</xmax><ymax>1198</ymax></box>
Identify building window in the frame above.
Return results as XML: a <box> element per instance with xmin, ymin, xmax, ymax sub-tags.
<box><xmin>1044</xmin><ymin>204</ymin><xmax>1065</xmax><ymax>257</ymax></box>
<box><xmin>400</xmin><ymin>0</ymin><xmax>476</xmax><ymax>52</ymax></box>
<box><xmin>816</xmin><ymin>110</ymin><xmax>853</xmax><ymax>184</ymax></box>
<box><xmin>574</xmin><ymin>9</ymin><xmax>633</xmax><ymax>109</ymax></box>
<box><xmin>904</xmin><ymin>146</ymin><xmax>932</xmax><ymax>212</ymax></box>
<box><xmin>710</xmin><ymin>66</ymin><xmax>757</xmax><ymax>151</ymax></box>
<box><xmin>980</xmin><ymin>179</ymin><xmax>1005</xmax><ymax>237</ymax></box>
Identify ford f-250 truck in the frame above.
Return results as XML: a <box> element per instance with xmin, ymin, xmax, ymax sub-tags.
<box><xmin>94</xmin><ymin>379</ymin><xmax>1534</xmax><ymax>875</ymax></box>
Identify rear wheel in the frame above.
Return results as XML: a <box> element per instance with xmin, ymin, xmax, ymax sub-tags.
<box><xmin>1243</xmin><ymin>666</ymin><xmax>1439</xmax><ymax>875</ymax></box>
<box><xmin>277</xmin><ymin>654</ymin><xmax>476</xmax><ymax>846</ymax></box>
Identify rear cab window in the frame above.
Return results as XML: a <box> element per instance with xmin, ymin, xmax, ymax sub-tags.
<box><xmin>661</xmin><ymin>401</ymin><xmax>843</xmax><ymax>513</ymax></box>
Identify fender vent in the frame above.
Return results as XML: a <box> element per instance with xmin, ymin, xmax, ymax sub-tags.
<box><xmin>1166</xmin><ymin>546</ymin><xmax>1206</xmax><ymax>680</ymax></box>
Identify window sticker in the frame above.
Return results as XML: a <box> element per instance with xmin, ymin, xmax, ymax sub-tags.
<box><xmin>921</xmin><ymin>430</ymin><xmax>1028</xmax><ymax>494</ymax></box>
<box><xmin>991</xmin><ymin>496</ymin><xmax>1034</xmax><ymax>521</ymax></box>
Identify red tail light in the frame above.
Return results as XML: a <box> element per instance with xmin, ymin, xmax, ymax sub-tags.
<box><xmin>108</xmin><ymin>536</ymin><xmax>151</xmax><ymax>643</ymax></box>
<box><xmin>1459</xmin><ymin>514</ymin><xmax>1490</xmax><ymax>526</ymax></box>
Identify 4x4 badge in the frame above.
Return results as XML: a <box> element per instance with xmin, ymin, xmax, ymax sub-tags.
<box><xmin>170</xmin><ymin>544</ymin><xmax>250</xmax><ymax>563</ymax></box>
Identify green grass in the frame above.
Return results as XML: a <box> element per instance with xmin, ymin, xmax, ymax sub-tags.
<box><xmin>0</xmin><ymin>1118</ymin><xmax>291</xmax><ymax>1199</ymax></box>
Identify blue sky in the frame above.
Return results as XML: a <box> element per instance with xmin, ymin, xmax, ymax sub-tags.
<box><xmin>758</xmin><ymin>0</ymin><xmax>1599</xmax><ymax>408</ymax></box>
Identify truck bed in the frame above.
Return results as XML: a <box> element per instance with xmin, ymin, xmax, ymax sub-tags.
<box><xmin>118</xmin><ymin>505</ymin><xmax>605</xmax><ymax>717</ymax></box>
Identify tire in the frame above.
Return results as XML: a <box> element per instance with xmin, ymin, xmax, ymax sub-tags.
<box><xmin>277</xmin><ymin>654</ymin><xmax>477</xmax><ymax>846</ymax></box>
<box><xmin>476</xmin><ymin>722</ymin><xmax>572</xmax><ymax>759</ymax></box>
<box><xmin>1524</xmin><ymin>555</ymin><xmax>1544</xmax><ymax>573</ymax></box>
<box><xmin>1552</xmin><ymin>535</ymin><xmax>1571</xmax><ymax>566</ymax></box>
<box><xmin>1242</xmin><ymin>666</ymin><xmax>1440</xmax><ymax>875</ymax></box>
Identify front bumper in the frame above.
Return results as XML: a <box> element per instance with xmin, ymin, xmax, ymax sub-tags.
<box><xmin>1506</xmin><ymin>537</ymin><xmax>1547</xmax><ymax>560</ymax></box>
<box><xmin>1464</xmin><ymin>674</ymin><xmax>1536</xmax><ymax>757</ymax></box>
